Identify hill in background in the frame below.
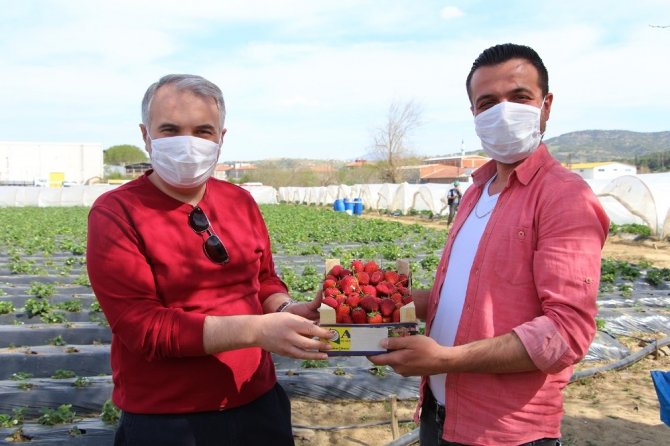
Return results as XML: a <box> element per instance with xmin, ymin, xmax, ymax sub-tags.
<box><xmin>545</xmin><ymin>130</ymin><xmax>670</xmax><ymax>163</ymax></box>
<box><xmin>222</xmin><ymin>130</ymin><xmax>670</xmax><ymax>185</ymax></box>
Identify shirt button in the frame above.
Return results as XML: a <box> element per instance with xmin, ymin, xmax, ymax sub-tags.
<box><xmin>585</xmin><ymin>277</ymin><xmax>592</xmax><ymax>284</ymax></box>
<box><xmin>517</xmin><ymin>230</ymin><xmax>525</xmax><ymax>238</ymax></box>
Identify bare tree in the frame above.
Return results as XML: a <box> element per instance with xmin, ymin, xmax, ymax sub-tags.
<box><xmin>372</xmin><ymin>99</ymin><xmax>423</xmax><ymax>183</ymax></box>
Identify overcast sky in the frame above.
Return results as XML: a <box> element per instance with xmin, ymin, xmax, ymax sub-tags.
<box><xmin>1</xmin><ymin>0</ymin><xmax>668</xmax><ymax>161</ymax></box>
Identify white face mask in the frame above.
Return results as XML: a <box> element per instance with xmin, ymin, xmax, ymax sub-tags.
<box><xmin>148</xmin><ymin>135</ymin><xmax>221</xmax><ymax>188</ymax></box>
<box><xmin>474</xmin><ymin>100</ymin><xmax>544</xmax><ymax>164</ymax></box>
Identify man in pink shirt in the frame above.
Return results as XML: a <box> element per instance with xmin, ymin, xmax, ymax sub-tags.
<box><xmin>371</xmin><ymin>44</ymin><xmax>609</xmax><ymax>445</ymax></box>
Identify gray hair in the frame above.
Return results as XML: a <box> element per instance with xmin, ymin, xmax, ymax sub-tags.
<box><xmin>141</xmin><ymin>74</ymin><xmax>226</xmax><ymax>129</ymax></box>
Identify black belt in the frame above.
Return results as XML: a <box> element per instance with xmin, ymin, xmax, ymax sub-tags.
<box><xmin>424</xmin><ymin>387</ymin><xmax>445</xmax><ymax>421</ymax></box>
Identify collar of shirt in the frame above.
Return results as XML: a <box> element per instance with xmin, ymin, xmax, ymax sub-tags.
<box><xmin>472</xmin><ymin>143</ymin><xmax>551</xmax><ymax>188</ymax></box>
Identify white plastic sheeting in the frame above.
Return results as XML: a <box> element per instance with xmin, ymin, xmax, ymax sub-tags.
<box><xmin>0</xmin><ymin>184</ymin><xmax>279</xmax><ymax>207</ymax></box>
<box><xmin>278</xmin><ymin>182</ymin><xmax>473</xmax><ymax>215</ymax></box>
<box><xmin>239</xmin><ymin>185</ymin><xmax>278</xmax><ymax>204</ymax></box>
<box><xmin>3</xmin><ymin>173</ymin><xmax>669</xmax><ymax>238</ymax></box>
<box><xmin>275</xmin><ymin>173</ymin><xmax>670</xmax><ymax>234</ymax></box>
<box><xmin>584</xmin><ymin>179</ymin><xmax>644</xmax><ymax>227</ymax></box>
<box><xmin>595</xmin><ymin>173</ymin><xmax>670</xmax><ymax>237</ymax></box>
<box><xmin>0</xmin><ymin>185</ymin><xmax>117</xmax><ymax>207</ymax></box>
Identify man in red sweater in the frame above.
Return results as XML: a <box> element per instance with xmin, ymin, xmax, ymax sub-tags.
<box><xmin>87</xmin><ymin>74</ymin><xmax>332</xmax><ymax>445</ymax></box>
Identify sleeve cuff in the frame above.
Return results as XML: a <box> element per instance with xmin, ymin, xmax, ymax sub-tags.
<box><xmin>259</xmin><ymin>280</ymin><xmax>289</xmax><ymax>304</ymax></box>
<box><xmin>176</xmin><ymin>311</ymin><xmax>208</xmax><ymax>357</ymax></box>
<box><xmin>513</xmin><ymin>316</ymin><xmax>571</xmax><ymax>373</ymax></box>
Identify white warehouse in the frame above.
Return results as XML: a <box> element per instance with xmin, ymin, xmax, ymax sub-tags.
<box><xmin>567</xmin><ymin>161</ymin><xmax>637</xmax><ymax>180</ymax></box>
<box><xmin>0</xmin><ymin>141</ymin><xmax>104</xmax><ymax>186</ymax></box>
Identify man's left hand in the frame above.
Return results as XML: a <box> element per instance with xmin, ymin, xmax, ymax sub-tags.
<box><xmin>368</xmin><ymin>335</ymin><xmax>448</xmax><ymax>377</ymax></box>
<box><xmin>286</xmin><ymin>294</ymin><xmax>322</xmax><ymax>322</ymax></box>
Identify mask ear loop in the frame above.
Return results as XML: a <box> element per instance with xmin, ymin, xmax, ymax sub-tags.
<box><xmin>538</xmin><ymin>96</ymin><xmax>547</xmax><ymax>142</ymax></box>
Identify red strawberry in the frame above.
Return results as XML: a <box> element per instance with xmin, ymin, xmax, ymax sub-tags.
<box><xmin>390</xmin><ymin>292</ymin><xmax>403</xmax><ymax>304</ymax></box>
<box><xmin>361</xmin><ymin>285</ymin><xmax>377</xmax><ymax>297</ymax></box>
<box><xmin>323</xmin><ymin>296</ymin><xmax>338</xmax><ymax>309</ymax></box>
<box><xmin>397</xmin><ymin>274</ymin><xmax>409</xmax><ymax>286</ymax></box>
<box><xmin>325</xmin><ymin>274</ymin><xmax>338</xmax><ymax>282</ymax></box>
<box><xmin>375</xmin><ymin>281</ymin><xmax>395</xmax><ymax>296</ymax></box>
<box><xmin>382</xmin><ymin>316</ymin><xmax>392</xmax><ymax>323</ymax></box>
<box><xmin>402</xmin><ymin>295</ymin><xmax>413</xmax><ymax>305</ymax></box>
<box><xmin>351</xmin><ymin>307</ymin><xmax>367</xmax><ymax>324</ymax></box>
<box><xmin>367</xmin><ymin>311</ymin><xmax>382</xmax><ymax>324</ymax></box>
<box><xmin>360</xmin><ymin>295</ymin><xmax>379</xmax><ymax>313</ymax></box>
<box><xmin>340</xmin><ymin>268</ymin><xmax>352</xmax><ymax>277</ymax></box>
<box><xmin>322</xmin><ymin>279</ymin><xmax>337</xmax><ymax>290</ymax></box>
<box><xmin>329</xmin><ymin>265</ymin><xmax>343</xmax><ymax>277</ymax></box>
<box><xmin>338</xmin><ymin>313</ymin><xmax>353</xmax><ymax>324</ymax></box>
<box><xmin>364</xmin><ymin>260</ymin><xmax>379</xmax><ymax>274</ymax></box>
<box><xmin>380</xmin><ymin>298</ymin><xmax>396</xmax><ymax>317</ymax></box>
<box><xmin>397</xmin><ymin>285</ymin><xmax>410</xmax><ymax>296</ymax></box>
<box><xmin>369</xmin><ymin>270</ymin><xmax>384</xmax><ymax>285</ymax></box>
<box><xmin>346</xmin><ymin>294</ymin><xmax>360</xmax><ymax>308</ymax></box>
<box><xmin>336</xmin><ymin>303</ymin><xmax>351</xmax><ymax>318</ymax></box>
<box><xmin>392</xmin><ymin>308</ymin><xmax>401</xmax><ymax>323</ymax></box>
<box><xmin>339</xmin><ymin>276</ymin><xmax>359</xmax><ymax>294</ymax></box>
<box><xmin>324</xmin><ymin>287</ymin><xmax>339</xmax><ymax>298</ymax></box>
<box><xmin>335</xmin><ymin>294</ymin><xmax>346</xmax><ymax>306</ymax></box>
<box><xmin>355</xmin><ymin>271</ymin><xmax>370</xmax><ymax>285</ymax></box>
<box><xmin>351</xmin><ymin>260</ymin><xmax>365</xmax><ymax>272</ymax></box>
<box><xmin>384</xmin><ymin>270</ymin><xmax>399</xmax><ymax>285</ymax></box>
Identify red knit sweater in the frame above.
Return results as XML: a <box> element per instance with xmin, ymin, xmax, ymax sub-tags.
<box><xmin>86</xmin><ymin>172</ymin><xmax>287</xmax><ymax>413</ymax></box>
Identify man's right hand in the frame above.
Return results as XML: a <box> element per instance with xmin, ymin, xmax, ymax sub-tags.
<box><xmin>203</xmin><ymin>313</ymin><xmax>332</xmax><ymax>360</ymax></box>
<box><xmin>253</xmin><ymin>312</ymin><xmax>332</xmax><ymax>359</ymax></box>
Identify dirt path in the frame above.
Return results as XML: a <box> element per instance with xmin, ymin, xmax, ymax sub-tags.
<box><xmin>291</xmin><ymin>213</ymin><xmax>670</xmax><ymax>445</ymax></box>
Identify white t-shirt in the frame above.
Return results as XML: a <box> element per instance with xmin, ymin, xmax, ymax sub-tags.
<box><xmin>429</xmin><ymin>175</ymin><xmax>499</xmax><ymax>405</ymax></box>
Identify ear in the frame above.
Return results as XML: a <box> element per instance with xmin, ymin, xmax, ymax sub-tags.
<box><xmin>140</xmin><ymin>124</ymin><xmax>152</xmax><ymax>154</ymax></box>
<box><xmin>220</xmin><ymin>128</ymin><xmax>227</xmax><ymax>144</ymax></box>
<box><xmin>542</xmin><ymin>93</ymin><xmax>554</xmax><ymax>122</ymax></box>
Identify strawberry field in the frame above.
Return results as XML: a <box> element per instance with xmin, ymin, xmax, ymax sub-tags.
<box><xmin>0</xmin><ymin>205</ymin><xmax>669</xmax><ymax>444</ymax></box>
<box><xmin>0</xmin><ymin>205</ymin><xmax>446</xmax><ymax>444</ymax></box>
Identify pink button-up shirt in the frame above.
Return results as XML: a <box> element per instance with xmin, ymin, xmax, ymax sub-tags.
<box><xmin>421</xmin><ymin>145</ymin><xmax>609</xmax><ymax>445</ymax></box>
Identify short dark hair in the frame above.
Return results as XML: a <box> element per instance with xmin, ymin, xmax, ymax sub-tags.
<box><xmin>466</xmin><ymin>43</ymin><xmax>549</xmax><ymax>102</ymax></box>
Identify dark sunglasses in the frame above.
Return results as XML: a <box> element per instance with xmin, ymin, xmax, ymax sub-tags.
<box><xmin>188</xmin><ymin>206</ymin><xmax>230</xmax><ymax>264</ymax></box>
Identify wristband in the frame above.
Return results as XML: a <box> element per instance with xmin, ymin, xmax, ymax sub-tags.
<box><xmin>275</xmin><ymin>299</ymin><xmax>297</xmax><ymax>313</ymax></box>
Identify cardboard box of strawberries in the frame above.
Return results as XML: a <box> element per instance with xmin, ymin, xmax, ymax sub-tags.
<box><xmin>318</xmin><ymin>258</ymin><xmax>418</xmax><ymax>356</ymax></box>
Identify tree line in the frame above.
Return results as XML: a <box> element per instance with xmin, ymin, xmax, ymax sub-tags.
<box><xmin>628</xmin><ymin>151</ymin><xmax>670</xmax><ymax>173</ymax></box>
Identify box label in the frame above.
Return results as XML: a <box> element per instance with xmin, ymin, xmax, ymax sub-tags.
<box><xmin>327</xmin><ymin>327</ymin><xmax>352</xmax><ymax>351</ymax></box>
<box><xmin>322</xmin><ymin>323</ymin><xmax>418</xmax><ymax>355</ymax></box>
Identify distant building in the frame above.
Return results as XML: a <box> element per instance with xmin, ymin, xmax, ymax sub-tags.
<box><xmin>221</xmin><ymin>162</ymin><xmax>257</xmax><ymax>181</ymax></box>
<box><xmin>0</xmin><ymin>141</ymin><xmax>103</xmax><ymax>186</ymax></box>
<box><xmin>397</xmin><ymin>165</ymin><xmax>423</xmax><ymax>183</ymax></box>
<box><xmin>213</xmin><ymin>163</ymin><xmax>232</xmax><ymax>181</ymax></box>
<box><xmin>420</xmin><ymin>154</ymin><xmax>490</xmax><ymax>184</ymax></box>
<box><xmin>345</xmin><ymin>159</ymin><xmax>368</xmax><ymax>168</ymax></box>
<box><xmin>125</xmin><ymin>162</ymin><xmax>152</xmax><ymax>177</ymax></box>
<box><xmin>104</xmin><ymin>162</ymin><xmax>151</xmax><ymax>179</ymax></box>
<box><xmin>423</xmin><ymin>154</ymin><xmax>489</xmax><ymax>169</ymax></box>
<box><xmin>566</xmin><ymin>162</ymin><xmax>637</xmax><ymax>179</ymax></box>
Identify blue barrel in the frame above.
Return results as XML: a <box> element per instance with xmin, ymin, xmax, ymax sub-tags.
<box><xmin>353</xmin><ymin>198</ymin><xmax>364</xmax><ymax>215</ymax></box>
<box><xmin>333</xmin><ymin>199</ymin><xmax>345</xmax><ymax>212</ymax></box>
<box><xmin>344</xmin><ymin>199</ymin><xmax>354</xmax><ymax>215</ymax></box>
